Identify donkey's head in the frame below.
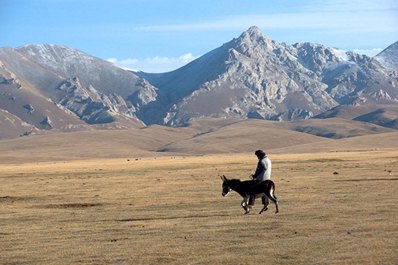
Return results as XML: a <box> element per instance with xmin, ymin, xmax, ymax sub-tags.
<box><xmin>220</xmin><ymin>175</ymin><xmax>231</xmax><ymax>197</ymax></box>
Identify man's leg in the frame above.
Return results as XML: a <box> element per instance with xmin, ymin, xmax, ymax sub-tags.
<box><xmin>248</xmin><ymin>194</ymin><xmax>255</xmax><ymax>206</ymax></box>
<box><xmin>248</xmin><ymin>180</ymin><xmax>259</xmax><ymax>206</ymax></box>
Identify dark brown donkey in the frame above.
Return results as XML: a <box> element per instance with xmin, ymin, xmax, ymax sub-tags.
<box><xmin>220</xmin><ymin>175</ymin><xmax>279</xmax><ymax>214</ymax></box>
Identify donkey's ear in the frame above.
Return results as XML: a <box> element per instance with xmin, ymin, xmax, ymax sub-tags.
<box><xmin>222</xmin><ymin>175</ymin><xmax>227</xmax><ymax>181</ymax></box>
<box><xmin>219</xmin><ymin>175</ymin><xmax>224</xmax><ymax>181</ymax></box>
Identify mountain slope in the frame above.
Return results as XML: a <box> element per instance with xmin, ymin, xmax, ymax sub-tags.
<box><xmin>279</xmin><ymin>118</ymin><xmax>394</xmax><ymax>139</ymax></box>
<box><xmin>0</xmin><ymin>45</ymin><xmax>158</xmax><ymax>130</ymax></box>
<box><xmin>375</xmin><ymin>41</ymin><xmax>398</xmax><ymax>70</ymax></box>
<box><xmin>314</xmin><ymin>104</ymin><xmax>398</xmax><ymax>130</ymax></box>
<box><xmin>138</xmin><ymin>26</ymin><xmax>398</xmax><ymax>126</ymax></box>
<box><xmin>0</xmin><ymin>109</ymin><xmax>38</xmax><ymax>139</ymax></box>
<box><xmin>0</xmin><ymin>61</ymin><xmax>89</xmax><ymax>139</ymax></box>
<box><xmin>353</xmin><ymin>107</ymin><xmax>398</xmax><ymax>130</ymax></box>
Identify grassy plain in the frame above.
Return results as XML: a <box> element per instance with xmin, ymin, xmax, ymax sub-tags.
<box><xmin>1</xmin><ymin>151</ymin><xmax>397</xmax><ymax>264</ymax></box>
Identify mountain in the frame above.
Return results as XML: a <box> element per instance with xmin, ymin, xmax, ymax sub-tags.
<box><xmin>1</xmin><ymin>27</ymin><xmax>398</xmax><ymax>140</ymax></box>
<box><xmin>138</xmin><ymin>26</ymin><xmax>398</xmax><ymax>125</ymax></box>
<box><xmin>0</xmin><ymin>44</ymin><xmax>158</xmax><ymax>134</ymax></box>
<box><xmin>375</xmin><ymin>41</ymin><xmax>398</xmax><ymax>70</ymax></box>
<box><xmin>0</xmin><ymin>59</ymin><xmax>88</xmax><ymax>139</ymax></box>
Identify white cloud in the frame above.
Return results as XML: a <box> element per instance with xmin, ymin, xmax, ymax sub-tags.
<box><xmin>107</xmin><ymin>53</ymin><xmax>198</xmax><ymax>73</ymax></box>
<box><xmin>353</xmin><ymin>48</ymin><xmax>383</xmax><ymax>57</ymax></box>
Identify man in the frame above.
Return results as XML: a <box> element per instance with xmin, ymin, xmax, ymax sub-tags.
<box><xmin>248</xmin><ymin>149</ymin><xmax>272</xmax><ymax>207</ymax></box>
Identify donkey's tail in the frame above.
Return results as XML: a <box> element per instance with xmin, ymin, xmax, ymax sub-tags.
<box><xmin>270</xmin><ymin>180</ymin><xmax>279</xmax><ymax>214</ymax></box>
<box><xmin>270</xmin><ymin>180</ymin><xmax>277</xmax><ymax>200</ymax></box>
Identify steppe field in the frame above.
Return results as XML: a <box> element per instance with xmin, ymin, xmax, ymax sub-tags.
<box><xmin>1</xmin><ymin>148</ymin><xmax>397</xmax><ymax>264</ymax></box>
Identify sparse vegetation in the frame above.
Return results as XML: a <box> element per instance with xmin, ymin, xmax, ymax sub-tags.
<box><xmin>1</xmin><ymin>151</ymin><xmax>397</xmax><ymax>264</ymax></box>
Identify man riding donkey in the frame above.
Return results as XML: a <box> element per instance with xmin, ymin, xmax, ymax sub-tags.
<box><xmin>220</xmin><ymin>149</ymin><xmax>278</xmax><ymax>214</ymax></box>
<box><xmin>248</xmin><ymin>149</ymin><xmax>272</xmax><ymax>210</ymax></box>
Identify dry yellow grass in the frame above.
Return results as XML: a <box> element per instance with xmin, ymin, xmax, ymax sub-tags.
<box><xmin>1</xmin><ymin>151</ymin><xmax>397</xmax><ymax>264</ymax></box>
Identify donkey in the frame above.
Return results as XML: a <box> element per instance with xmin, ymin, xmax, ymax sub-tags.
<box><xmin>220</xmin><ymin>175</ymin><xmax>279</xmax><ymax>214</ymax></box>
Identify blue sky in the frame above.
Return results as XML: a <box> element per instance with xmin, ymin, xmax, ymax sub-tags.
<box><xmin>1</xmin><ymin>0</ymin><xmax>397</xmax><ymax>72</ymax></box>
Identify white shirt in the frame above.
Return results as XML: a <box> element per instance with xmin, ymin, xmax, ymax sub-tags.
<box><xmin>253</xmin><ymin>156</ymin><xmax>272</xmax><ymax>181</ymax></box>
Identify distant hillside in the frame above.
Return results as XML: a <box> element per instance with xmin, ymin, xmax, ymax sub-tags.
<box><xmin>353</xmin><ymin>107</ymin><xmax>398</xmax><ymax>130</ymax></box>
<box><xmin>2</xmin><ymin>118</ymin><xmax>398</xmax><ymax>163</ymax></box>
<box><xmin>314</xmin><ymin>104</ymin><xmax>398</xmax><ymax>130</ymax></box>
<box><xmin>281</xmin><ymin>118</ymin><xmax>394</xmax><ymax>139</ymax></box>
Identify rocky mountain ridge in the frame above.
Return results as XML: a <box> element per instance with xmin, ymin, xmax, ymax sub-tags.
<box><xmin>1</xmin><ymin>26</ymin><xmax>397</xmax><ymax>139</ymax></box>
<box><xmin>138</xmin><ymin>26</ymin><xmax>397</xmax><ymax>125</ymax></box>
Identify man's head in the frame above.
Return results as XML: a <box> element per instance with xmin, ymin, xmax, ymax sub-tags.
<box><xmin>255</xmin><ymin>149</ymin><xmax>266</xmax><ymax>159</ymax></box>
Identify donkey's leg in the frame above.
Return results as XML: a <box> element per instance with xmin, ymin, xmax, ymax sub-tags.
<box><xmin>259</xmin><ymin>196</ymin><xmax>269</xmax><ymax>214</ymax></box>
<box><xmin>241</xmin><ymin>197</ymin><xmax>250</xmax><ymax>214</ymax></box>
<box><xmin>269</xmin><ymin>196</ymin><xmax>279</xmax><ymax>214</ymax></box>
<box><xmin>268</xmin><ymin>186</ymin><xmax>279</xmax><ymax>214</ymax></box>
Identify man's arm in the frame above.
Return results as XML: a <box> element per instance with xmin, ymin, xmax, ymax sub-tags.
<box><xmin>253</xmin><ymin>161</ymin><xmax>265</xmax><ymax>179</ymax></box>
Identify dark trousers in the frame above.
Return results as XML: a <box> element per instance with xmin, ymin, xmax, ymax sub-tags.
<box><xmin>248</xmin><ymin>180</ymin><xmax>261</xmax><ymax>206</ymax></box>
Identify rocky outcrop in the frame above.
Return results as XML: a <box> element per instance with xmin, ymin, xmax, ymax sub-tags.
<box><xmin>40</xmin><ymin>116</ymin><xmax>53</xmax><ymax>129</ymax></box>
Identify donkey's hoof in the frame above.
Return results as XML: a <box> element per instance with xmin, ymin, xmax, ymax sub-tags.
<box><xmin>259</xmin><ymin>207</ymin><xmax>268</xmax><ymax>214</ymax></box>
